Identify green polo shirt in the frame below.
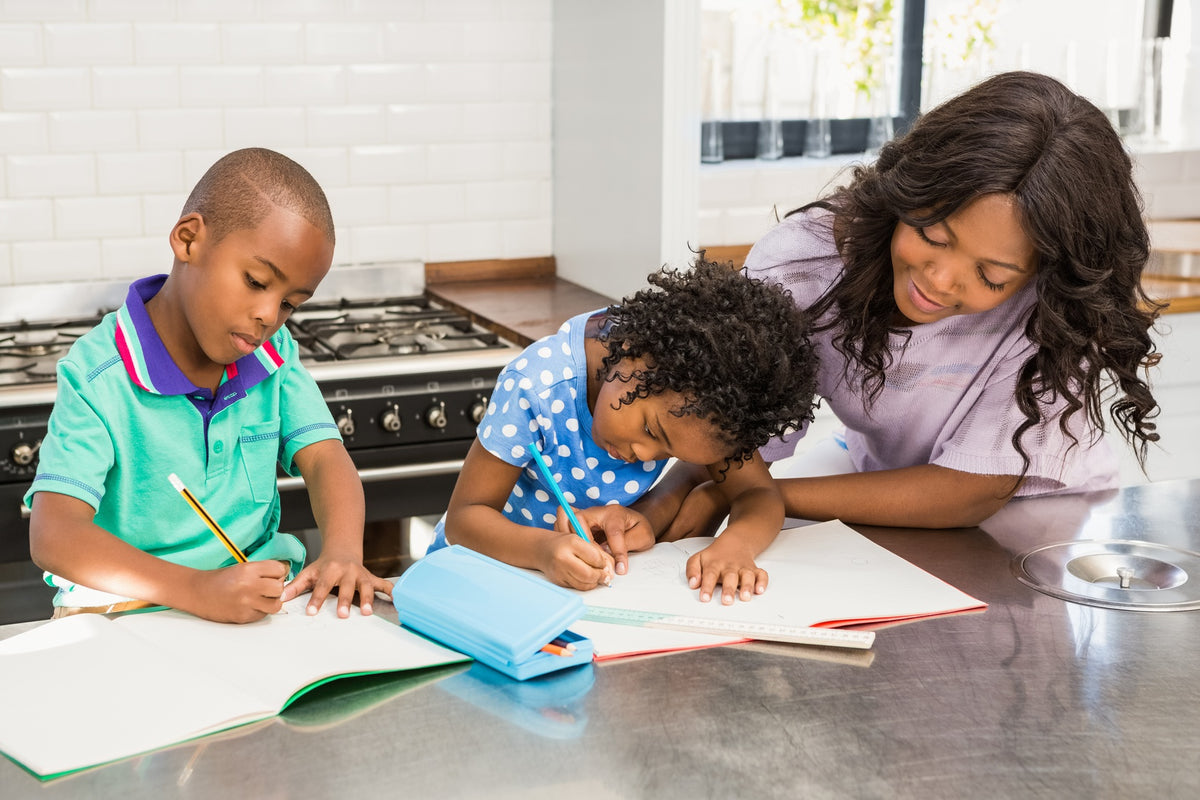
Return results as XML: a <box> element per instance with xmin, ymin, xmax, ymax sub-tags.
<box><xmin>25</xmin><ymin>275</ymin><xmax>340</xmax><ymax>607</ymax></box>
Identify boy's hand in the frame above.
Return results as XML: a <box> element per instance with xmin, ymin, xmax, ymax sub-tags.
<box><xmin>556</xmin><ymin>504</ymin><xmax>654</xmax><ymax>575</ymax></box>
<box><xmin>685</xmin><ymin>537</ymin><xmax>769</xmax><ymax>605</ymax></box>
<box><xmin>282</xmin><ymin>552</ymin><xmax>394</xmax><ymax>619</ymax></box>
<box><xmin>534</xmin><ymin>532</ymin><xmax>615</xmax><ymax>590</ymax></box>
<box><xmin>189</xmin><ymin>560</ymin><xmax>290</xmax><ymax>623</ymax></box>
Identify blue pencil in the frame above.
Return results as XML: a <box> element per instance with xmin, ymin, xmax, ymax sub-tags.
<box><xmin>526</xmin><ymin>442</ymin><xmax>591</xmax><ymax>543</ymax></box>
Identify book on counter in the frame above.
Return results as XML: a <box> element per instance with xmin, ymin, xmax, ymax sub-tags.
<box><xmin>0</xmin><ymin>594</ymin><xmax>470</xmax><ymax>781</ymax></box>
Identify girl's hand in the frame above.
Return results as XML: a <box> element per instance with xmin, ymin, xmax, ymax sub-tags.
<box><xmin>557</xmin><ymin>504</ymin><xmax>655</xmax><ymax>575</ymax></box>
<box><xmin>535</xmin><ymin>532</ymin><xmax>615</xmax><ymax>590</ymax></box>
<box><xmin>659</xmin><ymin>481</ymin><xmax>731</xmax><ymax>542</ymax></box>
<box><xmin>282</xmin><ymin>551</ymin><xmax>394</xmax><ymax>618</ymax></box>
<box><xmin>186</xmin><ymin>560</ymin><xmax>290</xmax><ymax>623</ymax></box>
<box><xmin>685</xmin><ymin>537</ymin><xmax>769</xmax><ymax>605</ymax></box>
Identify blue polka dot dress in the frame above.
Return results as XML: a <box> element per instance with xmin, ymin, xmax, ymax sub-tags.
<box><xmin>428</xmin><ymin>310</ymin><xmax>668</xmax><ymax>551</ymax></box>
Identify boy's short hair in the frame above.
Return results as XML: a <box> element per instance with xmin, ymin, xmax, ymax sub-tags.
<box><xmin>597</xmin><ymin>256</ymin><xmax>819</xmax><ymax>465</ymax></box>
<box><xmin>180</xmin><ymin>147</ymin><xmax>335</xmax><ymax>246</ymax></box>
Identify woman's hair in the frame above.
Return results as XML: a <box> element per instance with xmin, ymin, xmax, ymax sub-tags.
<box><xmin>798</xmin><ymin>70</ymin><xmax>1161</xmax><ymax>476</ymax></box>
<box><xmin>596</xmin><ymin>256</ymin><xmax>819</xmax><ymax>470</ymax></box>
<box><xmin>181</xmin><ymin>147</ymin><xmax>335</xmax><ymax>246</ymax></box>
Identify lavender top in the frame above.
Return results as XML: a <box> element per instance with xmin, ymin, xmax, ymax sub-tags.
<box><xmin>749</xmin><ymin>210</ymin><xmax>1117</xmax><ymax>496</ymax></box>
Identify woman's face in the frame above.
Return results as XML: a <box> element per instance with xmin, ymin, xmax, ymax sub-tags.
<box><xmin>890</xmin><ymin>193</ymin><xmax>1037</xmax><ymax>325</ymax></box>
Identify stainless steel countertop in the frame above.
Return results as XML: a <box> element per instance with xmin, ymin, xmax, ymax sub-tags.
<box><xmin>3</xmin><ymin>479</ymin><xmax>1198</xmax><ymax>799</ymax></box>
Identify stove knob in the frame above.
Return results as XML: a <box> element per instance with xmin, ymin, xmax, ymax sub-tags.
<box><xmin>425</xmin><ymin>402</ymin><xmax>448</xmax><ymax>430</ymax></box>
<box><xmin>11</xmin><ymin>439</ymin><xmax>40</xmax><ymax>467</ymax></box>
<box><xmin>468</xmin><ymin>398</ymin><xmax>488</xmax><ymax>425</ymax></box>
<box><xmin>336</xmin><ymin>408</ymin><xmax>356</xmax><ymax>437</ymax></box>
<box><xmin>380</xmin><ymin>405</ymin><xmax>402</xmax><ymax>433</ymax></box>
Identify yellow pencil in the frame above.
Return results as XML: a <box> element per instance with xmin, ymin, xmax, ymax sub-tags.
<box><xmin>168</xmin><ymin>473</ymin><xmax>247</xmax><ymax>563</ymax></box>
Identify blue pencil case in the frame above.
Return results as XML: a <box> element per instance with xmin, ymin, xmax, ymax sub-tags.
<box><xmin>392</xmin><ymin>545</ymin><xmax>593</xmax><ymax>681</ymax></box>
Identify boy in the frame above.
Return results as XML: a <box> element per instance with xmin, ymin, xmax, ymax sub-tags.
<box><xmin>26</xmin><ymin>148</ymin><xmax>391</xmax><ymax>623</ymax></box>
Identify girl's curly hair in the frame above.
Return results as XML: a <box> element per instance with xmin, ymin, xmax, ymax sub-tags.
<box><xmin>596</xmin><ymin>257</ymin><xmax>819</xmax><ymax>469</ymax></box>
<box><xmin>797</xmin><ymin>70</ymin><xmax>1162</xmax><ymax>479</ymax></box>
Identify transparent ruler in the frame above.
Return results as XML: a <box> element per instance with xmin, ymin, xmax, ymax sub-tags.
<box><xmin>582</xmin><ymin>607</ymin><xmax>875</xmax><ymax>650</ymax></box>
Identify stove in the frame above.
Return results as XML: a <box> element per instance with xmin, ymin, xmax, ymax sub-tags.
<box><xmin>0</xmin><ymin>273</ymin><xmax>522</xmax><ymax>623</ymax></box>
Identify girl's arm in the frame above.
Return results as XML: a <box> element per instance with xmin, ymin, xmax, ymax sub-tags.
<box><xmin>444</xmin><ymin>439</ymin><xmax>614</xmax><ymax>589</ymax></box>
<box><xmin>685</xmin><ymin>453</ymin><xmax>783</xmax><ymax>604</ymax></box>
<box><xmin>282</xmin><ymin>439</ymin><xmax>394</xmax><ymax>617</ymax></box>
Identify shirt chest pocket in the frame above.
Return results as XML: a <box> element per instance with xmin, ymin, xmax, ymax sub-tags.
<box><xmin>238</xmin><ymin>420</ymin><xmax>281</xmax><ymax>504</ymax></box>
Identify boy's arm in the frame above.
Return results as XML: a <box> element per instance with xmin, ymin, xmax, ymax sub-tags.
<box><xmin>281</xmin><ymin>439</ymin><xmax>393</xmax><ymax>617</ymax></box>
<box><xmin>444</xmin><ymin>440</ymin><xmax>614</xmax><ymax>590</ymax></box>
<box><xmin>685</xmin><ymin>453</ymin><xmax>783</xmax><ymax>605</ymax></box>
<box><xmin>29</xmin><ymin>492</ymin><xmax>290</xmax><ymax>623</ymax></box>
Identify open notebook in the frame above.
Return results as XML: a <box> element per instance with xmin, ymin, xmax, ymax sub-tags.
<box><xmin>570</xmin><ymin>519</ymin><xmax>987</xmax><ymax>660</ymax></box>
<box><xmin>0</xmin><ymin>595</ymin><xmax>469</xmax><ymax>780</ymax></box>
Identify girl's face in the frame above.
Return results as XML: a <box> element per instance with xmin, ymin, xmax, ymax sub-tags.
<box><xmin>890</xmin><ymin>193</ymin><xmax>1037</xmax><ymax>325</ymax></box>
<box><xmin>590</xmin><ymin>363</ymin><xmax>731</xmax><ymax>467</ymax></box>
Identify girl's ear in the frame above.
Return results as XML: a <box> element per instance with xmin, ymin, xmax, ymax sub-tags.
<box><xmin>169</xmin><ymin>213</ymin><xmax>204</xmax><ymax>263</ymax></box>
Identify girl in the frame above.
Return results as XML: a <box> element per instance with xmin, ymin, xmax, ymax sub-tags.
<box><xmin>654</xmin><ymin>71</ymin><xmax>1162</xmax><ymax>534</ymax></box>
<box><xmin>430</xmin><ymin>259</ymin><xmax>818</xmax><ymax>604</ymax></box>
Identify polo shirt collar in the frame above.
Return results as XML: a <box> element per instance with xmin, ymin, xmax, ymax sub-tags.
<box><xmin>114</xmin><ymin>274</ymin><xmax>285</xmax><ymax>400</ymax></box>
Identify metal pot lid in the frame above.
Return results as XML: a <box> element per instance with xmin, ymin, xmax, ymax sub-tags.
<box><xmin>1011</xmin><ymin>539</ymin><xmax>1200</xmax><ymax>611</ymax></box>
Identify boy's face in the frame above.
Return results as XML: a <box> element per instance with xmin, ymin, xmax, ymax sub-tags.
<box><xmin>591</xmin><ymin>364</ymin><xmax>732</xmax><ymax>467</ymax></box>
<box><xmin>170</xmin><ymin>204</ymin><xmax>333</xmax><ymax>368</ymax></box>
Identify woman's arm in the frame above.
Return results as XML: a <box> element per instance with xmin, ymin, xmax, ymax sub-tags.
<box><xmin>444</xmin><ymin>440</ymin><xmax>614</xmax><ymax>589</ymax></box>
<box><xmin>777</xmin><ymin>465</ymin><xmax>1021</xmax><ymax>528</ymax></box>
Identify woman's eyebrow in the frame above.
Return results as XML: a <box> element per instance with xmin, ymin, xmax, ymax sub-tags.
<box><xmin>939</xmin><ymin>221</ymin><xmax>1028</xmax><ymax>274</ymax></box>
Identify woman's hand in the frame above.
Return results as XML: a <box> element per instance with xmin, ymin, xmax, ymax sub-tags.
<box><xmin>658</xmin><ymin>481</ymin><xmax>731</xmax><ymax>542</ymax></box>
<box><xmin>685</xmin><ymin>536</ymin><xmax>769</xmax><ymax>605</ymax></box>
<box><xmin>558</xmin><ymin>504</ymin><xmax>655</xmax><ymax>575</ymax></box>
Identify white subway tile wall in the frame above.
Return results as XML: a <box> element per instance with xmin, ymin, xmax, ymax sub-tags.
<box><xmin>0</xmin><ymin>0</ymin><xmax>553</xmax><ymax>286</ymax></box>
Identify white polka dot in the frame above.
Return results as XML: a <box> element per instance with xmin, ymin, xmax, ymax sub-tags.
<box><xmin>586</xmin><ymin>457</ymin><xmax>599</xmax><ymax>469</ymax></box>
<box><xmin>482</xmin><ymin>425</ymin><xmax>492</xmax><ymax>438</ymax></box>
<box><xmin>521</xmin><ymin>508</ymin><xmax>534</xmax><ymax>520</ymax></box>
<box><xmin>513</xmin><ymin>485</ymin><xmax>524</xmax><ymax>497</ymax></box>
<box><xmin>518</xmin><ymin>377</ymin><xmax>533</xmax><ymax>390</ymax></box>
<box><xmin>606</xmin><ymin>499</ymin><xmax>620</xmax><ymax>505</ymax></box>
<box><xmin>501</xmin><ymin>424</ymin><xmax>517</xmax><ymax>437</ymax></box>
<box><xmin>543</xmin><ymin>454</ymin><xmax>553</xmax><ymax>467</ymax></box>
<box><xmin>563</xmin><ymin>366</ymin><xmax>573</xmax><ymax>380</ymax></box>
<box><xmin>518</xmin><ymin>397</ymin><xmax>531</xmax><ymax>410</ymax></box>
<box><xmin>501</xmin><ymin>402</ymin><xmax>510</xmax><ymax>413</ymax></box>
<box><xmin>528</xmin><ymin>419</ymin><xmax>539</xmax><ymax>432</ymax></box>
<box><xmin>562</xmin><ymin>342</ymin><xmax>571</xmax><ymax>356</ymax></box>
<box><xmin>538</xmin><ymin>346</ymin><xmax>552</xmax><ymax>359</ymax></box>
<box><xmin>643</xmin><ymin>461</ymin><xmax>657</xmax><ymax>471</ymax></box>
<box><xmin>560</xmin><ymin>322</ymin><xmax>571</xmax><ymax>334</ymax></box>
<box><xmin>535</xmin><ymin>489</ymin><xmax>550</xmax><ymax>503</ymax></box>
<box><xmin>543</xmin><ymin>513</ymin><xmax>557</xmax><ymax>524</ymax></box>
<box><xmin>624</xmin><ymin>480</ymin><xmax>640</xmax><ymax>493</ymax></box>
<box><xmin>563</xmin><ymin>491</ymin><xmax>576</xmax><ymax>504</ymax></box>
<box><xmin>539</xmin><ymin>389</ymin><xmax>551</xmax><ymax>399</ymax></box>
<box><xmin>570</xmin><ymin>387</ymin><xmax>577</xmax><ymax>399</ymax></box>
<box><xmin>601</xmin><ymin>470</ymin><xmax>615</xmax><ymax>484</ymax></box>
<box><xmin>486</xmin><ymin>448</ymin><xmax>503</xmax><ymax>460</ymax></box>
<box><xmin>488</xmin><ymin>401</ymin><xmax>496</xmax><ymax>414</ymax></box>
<box><xmin>553</xmin><ymin>473</ymin><xmax>563</xmax><ymax>482</ymax></box>
<box><xmin>540</xmin><ymin>370</ymin><xmax>554</xmax><ymax>385</ymax></box>
<box><xmin>572</xmin><ymin>467</ymin><xmax>585</xmax><ymax>480</ymax></box>
<box><xmin>538</xmin><ymin>415</ymin><xmax>551</xmax><ymax>428</ymax></box>
<box><xmin>515</xmin><ymin>358</ymin><xmax>528</xmax><ymax>370</ymax></box>
<box><xmin>503</xmin><ymin>502</ymin><xmax>512</xmax><ymax>513</ymax></box>
<box><xmin>557</xmin><ymin>444</ymin><xmax>570</xmax><ymax>457</ymax></box>
<box><xmin>510</xmin><ymin>445</ymin><xmax>525</xmax><ymax>458</ymax></box>
<box><xmin>565</xmin><ymin>418</ymin><xmax>579</xmax><ymax>432</ymax></box>
<box><xmin>504</xmin><ymin>378</ymin><xmax>515</xmax><ymax>391</ymax></box>
<box><xmin>551</xmin><ymin>399</ymin><xmax>565</xmax><ymax>414</ymax></box>
<box><xmin>586</xmin><ymin>486</ymin><xmax>601</xmax><ymax>500</ymax></box>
